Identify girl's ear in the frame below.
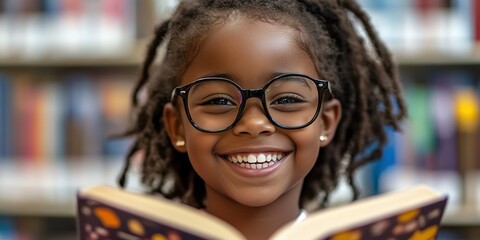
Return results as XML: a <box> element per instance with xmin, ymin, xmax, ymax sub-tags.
<box><xmin>319</xmin><ymin>99</ymin><xmax>342</xmax><ymax>147</ymax></box>
<box><xmin>163</xmin><ymin>103</ymin><xmax>187</xmax><ymax>152</ymax></box>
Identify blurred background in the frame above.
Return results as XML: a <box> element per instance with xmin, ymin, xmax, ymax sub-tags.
<box><xmin>0</xmin><ymin>0</ymin><xmax>478</xmax><ymax>239</ymax></box>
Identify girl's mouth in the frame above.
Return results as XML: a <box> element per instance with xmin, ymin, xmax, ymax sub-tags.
<box><xmin>223</xmin><ymin>152</ymin><xmax>286</xmax><ymax>170</ymax></box>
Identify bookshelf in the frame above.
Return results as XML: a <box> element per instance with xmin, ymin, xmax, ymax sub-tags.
<box><xmin>361</xmin><ymin>1</ymin><xmax>480</xmax><ymax>239</ymax></box>
<box><xmin>395</xmin><ymin>51</ymin><xmax>480</xmax><ymax>66</ymax></box>
<box><xmin>0</xmin><ymin>0</ymin><xmax>160</xmax><ymax>238</ymax></box>
<box><xmin>0</xmin><ymin>0</ymin><xmax>479</xmax><ymax>239</ymax></box>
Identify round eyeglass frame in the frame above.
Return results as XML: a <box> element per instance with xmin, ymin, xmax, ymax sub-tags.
<box><xmin>170</xmin><ymin>73</ymin><xmax>334</xmax><ymax>133</ymax></box>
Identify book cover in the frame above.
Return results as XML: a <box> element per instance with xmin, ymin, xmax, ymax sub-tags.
<box><xmin>277</xmin><ymin>196</ymin><xmax>447</xmax><ymax>240</ymax></box>
<box><xmin>76</xmin><ymin>185</ymin><xmax>448</xmax><ymax>240</ymax></box>
<box><xmin>77</xmin><ymin>194</ymin><xmax>214</xmax><ymax>240</ymax></box>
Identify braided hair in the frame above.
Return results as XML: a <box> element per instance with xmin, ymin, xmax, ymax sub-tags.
<box><xmin>118</xmin><ymin>0</ymin><xmax>407</xmax><ymax>209</ymax></box>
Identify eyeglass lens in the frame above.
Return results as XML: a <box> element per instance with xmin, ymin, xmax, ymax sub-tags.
<box><xmin>186</xmin><ymin>75</ymin><xmax>320</xmax><ymax>131</ymax></box>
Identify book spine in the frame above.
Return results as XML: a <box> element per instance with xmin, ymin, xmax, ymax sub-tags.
<box><xmin>453</xmin><ymin>85</ymin><xmax>479</xmax><ymax>206</ymax></box>
<box><xmin>404</xmin><ymin>82</ymin><xmax>435</xmax><ymax>169</ymax></box>
<box><xmin>430</xmin><ymin>76</ymin><xmax>457</xmax><ymax>171</ymax></box>
<box><xmin>474</xmin><ymin>0</ymin><xmax>480</xmax><ymax>43</ymax></box>
<box><xmin>0</xmin><ymin>74</ymin><xmax>11</xmax><ymax>158</ymax></box>
<box><xmin>0</xmin><ymin>217</ymin><xmax>16</xmax><ymax>239</ymax></box>
<box><xmin>99</xmin><ymin>77</ymin><xmax>133</xmax><ymax>158</ymax></box>
<box><xmin>12</xmin><ymin>75</ymin><xmax>36</xmax><ymax>160</ymax></box>
<box><xmin>63</xmin><ymin>74</ymin><xmax>102</xmax><ymax>157</ymax></box>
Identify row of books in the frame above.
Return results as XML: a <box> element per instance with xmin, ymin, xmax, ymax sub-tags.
<box><xmin>357</xmin><ymin>0</ymin><xmax>475</xmax><ymax>55</ymax></box>
<box><xmin>0</xmin><ymin>0</ymin><xmax>137</xmax><ymax>59</ymax></box>
<box><xmin>368</xmin><ymin>69</ymin><xmax>480</xmax><ymax>210</ymax></box>
<box><xmin>0</xmin><ymin>71</ymin><xmax>135</xmax><ymax>161</ymax></box>
<box><xmin>399</xmin><ymin>70</ymin><xmax>479</xmax><ymax>171</ymax></box>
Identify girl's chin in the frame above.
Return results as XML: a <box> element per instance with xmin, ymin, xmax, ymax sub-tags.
<box><xmin>226</xmin><ymin>184</ymin><xmax>295</xmax><ymax>207</ymax></box>
<box><xmin>231</xmin><ymin>194</ymin><xmax>281</xmax><ymax>207</ymax></box>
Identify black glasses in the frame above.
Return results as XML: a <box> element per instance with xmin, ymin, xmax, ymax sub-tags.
<box><xmin>171</xmin><ymin>73</ymin><xmax>333</xmax><ymax>133</ymax></box>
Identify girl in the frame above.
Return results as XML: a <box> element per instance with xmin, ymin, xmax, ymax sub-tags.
<box><xmin>118</xmin><ymin>0</ymin><xmax>407</xmax><ymax>239</ymax></box>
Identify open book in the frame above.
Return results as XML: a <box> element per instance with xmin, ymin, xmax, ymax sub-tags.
<box><xmin>76</xmin><ymin>185</ymin><xmax>448</xmax><ymax>240</ymax></box>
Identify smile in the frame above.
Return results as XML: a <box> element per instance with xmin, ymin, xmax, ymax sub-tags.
<box><xmin>224</xmin><ymin>152</ymin><xmax>286</xmax><ymax>169</ymax></box>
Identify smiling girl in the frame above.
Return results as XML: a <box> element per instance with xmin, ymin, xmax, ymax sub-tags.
<box><xmin>118</xmin><ymin>1</ymin><xmax>407</xmax><ymax>239</ymax></box>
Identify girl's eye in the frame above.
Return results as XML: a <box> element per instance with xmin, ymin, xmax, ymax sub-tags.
<box><xmin>271</xmin><ymin>95</ymin><xmax>305</xmax><ymax>105</ymax></box>
<box><xmin>200</xmin><ymin>97</ymin><xmax>235</xmax><ymax>106</ymax></box>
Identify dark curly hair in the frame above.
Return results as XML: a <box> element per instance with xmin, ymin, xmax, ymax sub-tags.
<box><xmin>117</xmin><ymin>0</ymin><xmax>407</xmax><ymax>210</ymax></box>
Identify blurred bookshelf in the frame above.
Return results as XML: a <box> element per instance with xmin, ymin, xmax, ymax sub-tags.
<box><xmin>0</xmin><ymin>0</ymin><xmax>479</xmax><ymax>239</ymax></box>
<box><xmin>358</xmin><ymin>0</ymin><xmax>480</xmax><ymax>239</ymax></box>
<box><xmin>0</xmin><ymin>0</ymin><xmax>167</xmax><ymax>239</ymax></box>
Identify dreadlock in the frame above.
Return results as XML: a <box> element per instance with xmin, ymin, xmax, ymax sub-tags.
<box><xmin>118</xmin><ymin>0</ymin><xmax>407</xmax><ymax>210</ymax></box>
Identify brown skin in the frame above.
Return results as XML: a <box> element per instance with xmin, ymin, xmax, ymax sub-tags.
<box><xmin>163</xmin><ymin>16</ymin><xmax>341</xmax><ymax>240</ymax></box>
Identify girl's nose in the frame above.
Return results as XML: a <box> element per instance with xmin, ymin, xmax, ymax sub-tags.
<box><xmin>232</xmin><ymin>100</ymin><xmax>275</xmax><ymax>136</ymax></box>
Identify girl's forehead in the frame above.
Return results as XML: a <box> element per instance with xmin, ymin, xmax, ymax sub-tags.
<box><xmin>181</xmin><ymin>18</ymin><xmax>318</xmax><ymax>87</ymax></box>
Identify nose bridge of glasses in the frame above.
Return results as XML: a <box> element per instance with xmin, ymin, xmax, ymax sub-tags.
<box><xmin>238</xmin><ymin>88</ymin><xmax>268</xmax><ymax>118</ymax></box>
<box><xmin>243</xmin><ymin>88</ymin><xmax>264</xmax><ymax>100</ymax></box>
<box><xmin>241</xmin><ymin>88</ymin><xmax>268</xmax><ymax>114</ymax></box>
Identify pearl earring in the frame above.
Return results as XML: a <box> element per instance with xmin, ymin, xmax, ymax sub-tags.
<box><xmin>319</xmin><ymin>135</ymin><xmax>328</xmax><ymax>142</ymax></box>
<box><xmin>175</xmin><ymin>139</ymin><xmax>185</xmax><ymax>147</ymax></box>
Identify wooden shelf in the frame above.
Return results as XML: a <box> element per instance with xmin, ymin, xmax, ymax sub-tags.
<box><xmin>0</xmin><ymin>192</ymin><xmax>76</xmax><ymax>217</ymax></box>
<box><xmin>0</xmin><ymin>51</ymin><xmax>145</xmax><ymax>68</ymax></box>
<box><xmin>0</xmin><ymin>56</ymin><xmax>142</xmax><ymax>68</ymax></box>
<box><xmin>1</xmin><ymin>47</ymin><xmax>480</xmax><ymax>68</ymax></box>
<box><xmin>0</xmin><ymin>39</ymin><xmax>150</xmax><ymax>68</ymax></box>
<box><xmin>393</xmin><ymin>46</ymin><xmax>480</xmax><ymax>66</ymax></box>
<box><xmin>0</xmin><ymin>159</ymin><xmax>143</xmax><ymax>217</ymax></box>
<box><xmin>443</xmin><ymin>205</ymin><xmax>480</xmax><ymax>226</ymax></box>
<box><xmin>395</xmin><ymin>54</ymin><xmax>480</xmax><ymax>66</ymax></box>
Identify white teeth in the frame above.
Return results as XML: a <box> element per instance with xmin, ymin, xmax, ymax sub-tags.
<box><xmin>247</xmin><ymin>154</ymin><xmax>256</xmax><ymax>163</ymax></box>
<box><xmin>257</xmin><ymin>154</ymin><xmax>266</xmax><ymax>163</ymax></box>
<box><xmin>226</xmin><ymin>152</ymin><xmax>285</xmax><ymax>169</ymax></box>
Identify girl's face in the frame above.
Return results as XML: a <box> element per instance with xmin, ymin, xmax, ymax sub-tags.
<box><xmin>164</xmin><ymin>17</ymin><xmax>341</xmax><ymax>208</ymax></box>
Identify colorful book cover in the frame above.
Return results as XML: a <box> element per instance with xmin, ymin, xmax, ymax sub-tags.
<box><xmin>77</xmin><ymin>193</ymin><xmax>211</xmax><ymax>240</ymax></box>
<box><xmin>320</xmin><ymin>197</ymin><xmax>448</xmax><ymax>240</ymax></box>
